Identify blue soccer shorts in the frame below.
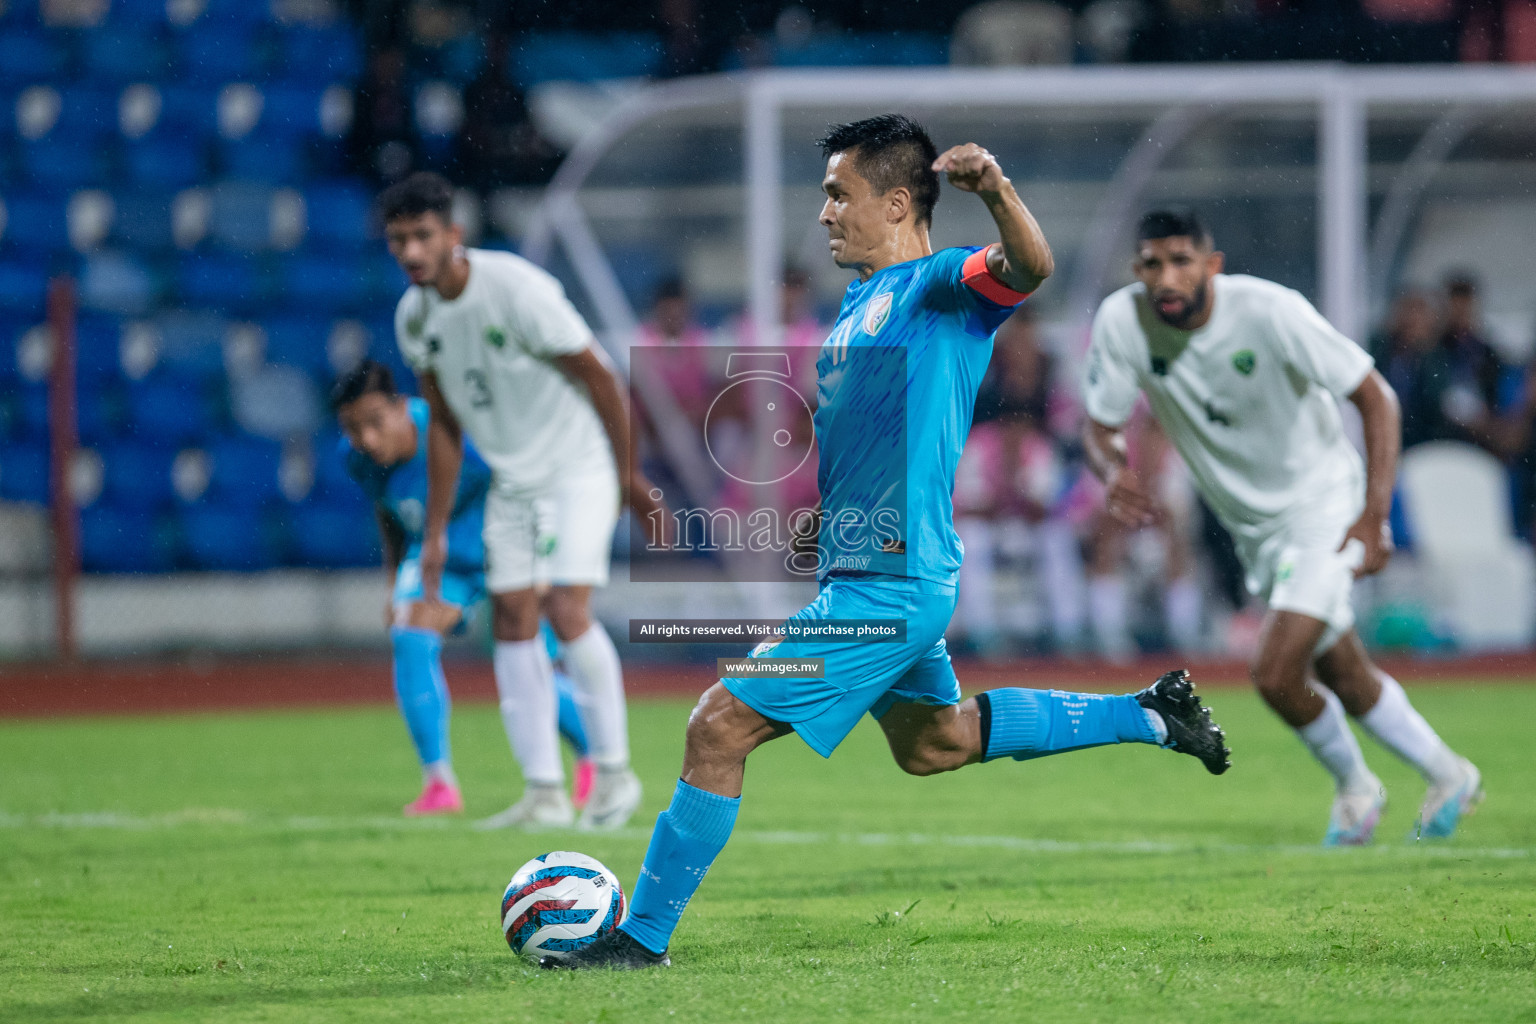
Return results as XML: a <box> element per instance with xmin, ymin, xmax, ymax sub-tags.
<box><xmin>721</xmin><ymin>574</ymin><xmax>960</xmax><ymax>758</ymax></box>
<box><xmin>392</xmin><ymin>549</ymin><xmax>486</xmax><ymax>636</ymax></box>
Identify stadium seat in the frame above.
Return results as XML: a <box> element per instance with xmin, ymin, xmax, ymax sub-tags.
<box><xmin>79</xmin><ymin>250</ymin><xmax>159</xmax><ymax>316</ymax></box>
<box><xmin>278</xmin><ymin>25</ymin><xmax>363</xmax><ymax>84</ymax></box>
<box><xmin>279</xmin><ymin>251</ymin><xmax>367</xmax><ymax>312</ymax></box>
<box><xmin>261</xmin><ymin>85</ymin><xmax>328</xmax><ymax>136</ymax></box>
<box><xmin>220</xmin><ymin>131</ymin><xmax>306</xmax><ymax>184</ymax></box>
<box><xmin>80</xmin><ymin>504</ymin><xmax>176</xmax><ymax>572</ymax></box>
<box><xmin>75</xmin><ymin>315</ymin><xmax>121</xmax><ymax>384</ymax></box>
<box><xmin>123</xmin><ymin>133</ymin><xmax>209</xmax><ymax>190</ymax></box>
<box><xmin>776</xmin><ymin>33</ymin><xmax>947</xmax><ymax>67</ymax></box>
<box><xmin>303</xmin><ymin>181</ymin><xmax>373</xmax><ymax>250</ymax></box>
<box><xmin>112</xmin><ymin>192</ymin><xmax>177</xmax><ymax>252</ymax></box>
<box><xmin>206</xmin><ymin>433</ymin><xmax>283</xmax><ymax>504</ymax></box>
<box><xmin>81</xmin><ymin>29</ymin><xmax>173</xmax><ymax>82</ymax></box>
<box><xmin>180</xmin><ymin>27</ymin><xmax>262</xmax><ymax>83</ymax></box>
<box><xmin>1</xmin><ymin>193</ymin><xmax>70</xmax><ymax>253</ymax></box>
<box><xmin>0</xmin><ymin>441</ymin><xmax>49</xmax><ymax>503</ymax></box>
<box><xmin>123</xmin><ymin>371</ymin><xmax>216</xmax><ymax>444</ymax></box>
<box><xmin>0</xmin><ymin>262</ymin><xmax>48</xmax><ymax>313</ymax></box>
<box><xmin>1400</xmin><ymin>441</ymin><xmax>1536</xmax><ymax>650</ymax></box>
<box><xmin>208</xmin><ymin>183</ymin><xmax>277</xmax><ymax>252</ymax></box>
<box><xmin>108</xmin><ymin>0</ymin><xmax>171</xmax><ymax>27</ymax></box>
<box><xmin>76</xmin><ymin>380</ymin><xmax>118</xmax><ymax>444</ymax></box>
<box><xmin>0</xmin><ymin>31</ymin><xmax>66</xmax><ymax>85</ymax></box>
<box><xmin>510</xmin><ymin>32</ymin><xmax>664</xmax><ymax>87</ymax></box>
<box><xmin>177</xmin><ymin>252</ymin><xmax>262</xmax><ymax>311</ymax></box>
<box><xmin>287</xmin><ymin>498</ymin><xmax>378</xmax><ymax>567</ymax></box>
<box><xmin>15</xmin><ymin>381</ymin><xmax>47</xmax><ymax>439</ymax></box>
<box><xmin>98</xmin><ymin>441</ymin><xmax>178</xmax><ymax>510</ymax></box>
<box><xmin>155</xmin><ymin>86</ymin><xmax>220</xmax><ymax>139</ymax></box>
<box><xmin>179</xmin><ymin>501</ymin><xmax>279</xmax><ymax>570</ymax></box>
<box><xmin>230</xmin><ymin>363</ymin><xmax>321</xmax><ymax>439</ymax></box>
<box><xmin>45</xmin><ymin>87</ymin><xmax>118</xmax><ymax>140</ymax></box>
<box><xmin>20</xmin><ymin>137</ymin><xmax>104</xmax><ymax>192</ymax></box>
<box><xmin>262</xmin><ymin>315</ymin><xmax>331</xmax><ymax>375</ymax></box>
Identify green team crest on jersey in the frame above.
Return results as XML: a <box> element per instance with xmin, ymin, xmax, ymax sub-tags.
<box><xmin>484</xmin><ymin>326</ymin><xmax>507</xmax><ymax>349</ymax></box>
<box><xmin>1232</xmin><ymin>349</ymin><xmax>1256</xmax><ymax>376</ymax></box>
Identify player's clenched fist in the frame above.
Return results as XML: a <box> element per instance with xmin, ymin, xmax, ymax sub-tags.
<box><xmin>932</xmin><ymin>144</ymin><xmax>1007</xmax><ymax>194</ymax></box>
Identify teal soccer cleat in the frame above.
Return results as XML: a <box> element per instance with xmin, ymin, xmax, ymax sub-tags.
<box><xmin>1412</xmin><ymin>758</ymin><xmax>1483</xmax><ymax>840</ymax></box>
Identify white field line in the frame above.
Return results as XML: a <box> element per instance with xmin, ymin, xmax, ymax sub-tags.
<box><xmin>0</xmin><ymin>809</ymin><xmax>1529</xmax><ymax>859</ymax></box>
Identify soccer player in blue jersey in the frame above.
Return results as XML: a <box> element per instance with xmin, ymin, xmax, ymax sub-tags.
<box><xmin>332</xmin><ymin>362</ymin><xmax>595</xmax><ymax>816</ymax></box>
<box><xmin>547</xmin><ymin>114</ymin><xmax>1230</xmax><ymax>970</ymax></box>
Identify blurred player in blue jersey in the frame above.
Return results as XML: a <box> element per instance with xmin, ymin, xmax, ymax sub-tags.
<box><xmin>331</xmin><ymin>362</ymin><xmax>595</xmax><ymax>816</ymax></box>
<box><xmin>550</xmin><ymin>114</ymin><xmax>1234</xmax><ymax>970</ymax></box>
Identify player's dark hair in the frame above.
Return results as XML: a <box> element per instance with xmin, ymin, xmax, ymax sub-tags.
<box><xmin>1137</xmin><ymin>207</ymin><xmax>1213</xmax><ymax>249</ymax></box>
<box><xmin>818</xmin><ymin>114</ymin><xmax>941</xmax><ymax>226</ymax></box>
<box><xmin>378</xmin><ymin>171</ymin><xmax>455</xmax><ymax>226</ymax></box>
<box><xmin>330</xmin><ymin>360</ymin><xmax>396</xmax><ymax>412</ymax></box>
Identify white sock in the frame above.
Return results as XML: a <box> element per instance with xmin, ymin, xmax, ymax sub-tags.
<box><xmin>1356</xmin><ymin>674</ymin><xmax>1461</xmax><ymax>783</ymax></box>
<box><xmin>1087</xmin><ymin>575</ymin><xmax>1133</xmax><ymax>660</ymax></box>
<box><xmin>424</xmin><ymin>761</ymin><xmax>457</xmax><ymax>787</ymax></box>
<box><xmin>1164</xmin><ymin>576</ymin><xmax>1203</xmax><ymax>653</ymax></box>
<box><xmin>493</xmin><ymin>639</ymin><xmax>564</xmax><ymax>786</ymax></box>
<box><xmin>560</xmin><ymin>624</ymin><xmax>631</xmax><ymax>769</ymax></box>
<box><xmin>1297</xmin><ymin>687</ymin><xmax>1376</xmax><ymax>794</ymax></box>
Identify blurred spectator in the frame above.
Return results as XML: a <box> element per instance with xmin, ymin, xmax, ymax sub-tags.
<box><xmin>659</xmin><ymin>0</ymin><xmax>710</xmax><ymax>76</ymax></box>
<box><xmin>349</xmin><ymin>48</ymin><xmax>421</xmax><ymax>183</ymax></box>
<box><xmin>455</xmin><ymin>37</ymin><xmax>564</xmax><ymax>188</ymax></box>
<box><xmin>1460</xmin><ymin>0</ymin><xmax>1536</xmax><ymax>62</ymax></box>
<box><xmin>1418</xmin><ymin>274</ymin><xmax>1509</xmax><ymax>454</ymax></box>
<box><xmin>1369</xmin><ymin>288</ymin><xmax>1440</xmax><ymax>449</ymax></box>
<box><xmin>950</xmin><ymin>1</ymin><xmax>1075</xmax><ymax>65</ymax></box>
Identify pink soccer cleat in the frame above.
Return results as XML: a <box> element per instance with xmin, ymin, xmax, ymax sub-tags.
<box><xmin>571</xmin><ymin>757</ymin><xmax>597</xmax><ymax>811</ymax></box>
<box><xmin>404</xmin><ymin>778</ymin><xmax>464</xmax><ymax>817</ymax></box>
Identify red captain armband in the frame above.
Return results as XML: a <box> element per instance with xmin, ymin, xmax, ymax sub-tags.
<box><xmin>961</xmin><ymin>245</ymin><xmax>1033</xmax><ymax>306</ymax></box>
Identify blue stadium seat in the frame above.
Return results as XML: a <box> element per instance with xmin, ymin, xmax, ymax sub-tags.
<box><xmin>1</xmin><ymin>193</ymin><xmax>69</xmax><ymax>253</ymax></box>
<box><xmin>311</xmin><ymin>431</ymin><xmax>364</xmax><ymax>501</ymax></box>
<box><xmin>81</xmin><ymin>505</ymin><xmax>176</xmax><ymax>572</ymax></box>
<box><xmin>184</xmin><ymin>0</ymin><xmax>272</xmax><ymax>29</ymax></box>
<box><xmin>156</xmin><ymin>86</ymin><xmax>219</xmax><ymax>138</ymax></box>
<box><xmin>76</xmin><ymin>381</ymin><xmax>117</xmax><ymax>444</ymax></box>
<box><xmin>0</xmin><ymin>31</ymin><xmax>65</xmax><ymax>85</ymax></box>
<box><xmin>220</xmin><ymin>131</ymin><xmax>306</xmax><ymax>184</ymax></box>
<box><xmin>0</xmin><ymin>441</ymin><xmax>48</xmax><ymax>503</ymax></box>
<box><xmin>123</xmin><ymin>371</ymin><xmax>215</xmax><ymax>444</ymax></box>
<box><xmin>278</xmin><ymin>26</ymin><xmax>363</xmax><ymax>84</ymax></box>
<box><xmin>80</xmin><ymin>251</ymin><xmax>159</xmax><ymax>317</ymax></box>
<box><xmin>180</xmin><ymin>27</ymin><xmax>261</xmax><ymax>83</ymax></box>
<box><xmin>177</xmin><ymin>252</ymin><xmax>262</xmax><ymax>311</ymax></box>
<box><xmin>207</xmin><ymin>433</ymin><xmax>282</xmax><ymax>504</ymax></box>
<box><xmin>279</xmin><ymin>252</ymin><xmax>366</xmax><ymax>312</ymax></box>
<box><xmin>112</xmin><ymin>192</ymin><xmax>177</xmax><ymax>251</ymax></box>
<box><xmin>288</xmin><ymin>498</ymin><xmax>378</xmax><ymax>567</ymax></box>
<box><xmin>16</xmin><ymin>381</ymin><xmax>47</xmax><ymax>439</ymax></box>
<box><xmin>154</xmin><ymin>312</ymin><xmax>228</xmax><ymax>379</ymax></box>
<box><xmin>303</xmin><ymin>181</ymin><xmax>372</xmax><ymax>251</ymax></box>
<box><xmin>108</xmin><ymin>0</ymin><xmax>170</xmax><ymax>26</ymax></box>
<box><xmin>510</xmin><ymin>32</ymin><xmax>663</xmax><ymax>87</ymax></box>
<box><xmin>82</xmin><ymin>29</ymin><xmax>172</xmax><ymax>82</ymax></box>
<box><xmin>98</xmin><ymin>441</ymin><xmax>177</xmax><ymax>510</ymax></box>
<box><xmin>49</xmin><ymin>87</ymin><xmax>119</xmax><ymax>139</ymax></box>
<box><xmin>0</xmin><ymin>262</ymin><xmax>48</xmax><ymax>314</ymax></box>
<box><xmin>260</xmin><ymin>85</ymin><xmax>327</xmax><ymax>135</ymax></box>
<box><xmin>123</xmin><ymin>133</ymin><xmax>208</xmax><ymax>190</ymax></box>
<box><xmin>263</xmin><ymin>315</ymin><xmax>330</xmax><ymax>375</ymax></box>
<box><xmin>209</xmin><ymin>183</ymin><xmax>276</xmax><ymax>252</ymax></box>
<box><xmin>180</xmin><ymin>501</ymin><xmax>278</xmax><ymax>570</ymax></box>
<box><xmin>20</xmin><ymin>137</ymin><xmax>104</xmax><ymax>192</ymax></box>
<box><xmin>75</xmin><ymin>315</ymin><xmax>121</xmax><ymax>384</ymax></box>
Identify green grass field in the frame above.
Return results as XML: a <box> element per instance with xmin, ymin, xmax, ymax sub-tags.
<box><xmin>3</xmin><ymin>680</ymin><xmax>1535</xmax><ymax>1023</ymax></box>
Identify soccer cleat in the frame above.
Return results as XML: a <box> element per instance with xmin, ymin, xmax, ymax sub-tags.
<box><xmin>1412</xmin><ymin>757</ymin><xmax>1483</xmax><ymax>840</ymax></box>
<box><xmin>1324</xmin><ymin>779</ymin><xmax>1386</xmax><ymax>846</ymax></box>
<box><xmin>1135</xmin><ymin>669</ymin><xmax>1231</xmax><ymax>775</ymax></box>
<box><xmin>403</xmin><ymin>777</ymin><xmax>464</xmax><ymax>817</ymax></box>
<box><xmin>571</xmin><ymin>757</ymin><xmax>596</xmax><ymax>811</ymax></box>
<box><xmin>539</xmin><ymin>928</ymin><xmax>670</xmax><ymax>971</ymax></box>
<box><xmin>578</xmin><ymin>766</ymin><xmax>643</xmax><ymax>831</ymax></box>
<box><xmin>473</xmin><ymin>783</ymin><xmax>574</xmax><ymax>830</ymax></box>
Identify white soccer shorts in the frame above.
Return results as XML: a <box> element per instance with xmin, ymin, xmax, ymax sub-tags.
<box><xmin>1238</xmin><ymin>489</ymin><xmax>1365</xmax><ymax>656</ymax></box>
<box><xmin>483</xmin><ymin>468</ymin><xmax>620</xmax><ymax>593</ymax></box>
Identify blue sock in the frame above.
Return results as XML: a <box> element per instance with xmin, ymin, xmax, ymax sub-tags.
<box><xmin>553</xmin><ymin>670</ymin><xmax>590</xmax><ymax>758</ymax></box>
<box><xmin>390</xmin><ymin>626</ymin><xmax>451</xmax><ymax>769</ymax></box>
<box><xmin>619</xmin><ymin>780</ymin><xmax>739</xmax><ymax>954</ymax></box>
<box><xmin>978</xmin><ymin>688</ymin><xmax>1159</xmax><ymax>762</ymax></box>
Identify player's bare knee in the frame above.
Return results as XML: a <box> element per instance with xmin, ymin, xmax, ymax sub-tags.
<box><xmin>403</xmin><ymin>602</ymin><xmax>450</xmax><ymax>633</ymax></box>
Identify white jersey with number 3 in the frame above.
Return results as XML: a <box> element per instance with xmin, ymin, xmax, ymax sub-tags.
<box><xmin>1083</xmin><ymin>274</ymin><xmax>1374</xmax><ymax>544</ymax></box>
<box><xmin>395</xmin><ymin>248</ymin><xmax>614</xmax><ymax>490</ymax></box>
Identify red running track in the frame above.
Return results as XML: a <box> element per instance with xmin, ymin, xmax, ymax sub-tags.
<box><xmin>3</xmin><ymin>653</ymin><xmax>1535</xmax><ymax>719</ymax></box>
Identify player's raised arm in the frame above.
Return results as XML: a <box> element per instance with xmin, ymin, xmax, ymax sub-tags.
<box><xmin>1341</xmin><ymin>369</ymin><xmax>1401</xmax><ymax>577</ymax></box>
<box><xmin>417</xmin><ymin>369</ymin><xmax>463</xmax><ymax>603</ymax></box>
<box><xmin>932</xmin><ymin>144</ymin><xmax>1053</xmax><ymax>296</ymax></box>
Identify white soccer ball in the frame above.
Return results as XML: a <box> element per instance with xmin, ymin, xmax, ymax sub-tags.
<box><xmin>500</xmin><ymin>851</ymin><xmax>626</xmax><ymax>961</ymax></box>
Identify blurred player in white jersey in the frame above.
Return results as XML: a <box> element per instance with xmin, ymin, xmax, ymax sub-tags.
<box><xmin>380</xmin><ymin>172</ymin><xmax>654</xmax><ymax>830</ymax></box>
<box><xmin>1083</xmin><ymin>208</ymin><xmax>1482</xmax><ymax>845</ymax></box>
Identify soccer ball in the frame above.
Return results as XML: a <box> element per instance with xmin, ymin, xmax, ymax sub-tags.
<box><xmin>500</xmin><ymin>851</ymin><xmax>626</xmax><ymax>961</ymax></box>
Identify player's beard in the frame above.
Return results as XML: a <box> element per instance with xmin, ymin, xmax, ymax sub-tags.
<box><xmin>1153</xmin><ymin>278</ymin><xmax>1210</xmax><ymax>329</ymax></box>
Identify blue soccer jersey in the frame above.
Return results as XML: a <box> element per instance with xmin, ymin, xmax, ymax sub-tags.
<box><xmin>814</xmin><ymin>245</ymin><xmax>1029</xmax><ymax>584</ymax></box>
<box><xmin>341</xmin><ymin>396</ymin><xmax>492</xmax><ymax>577</ymax></box>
